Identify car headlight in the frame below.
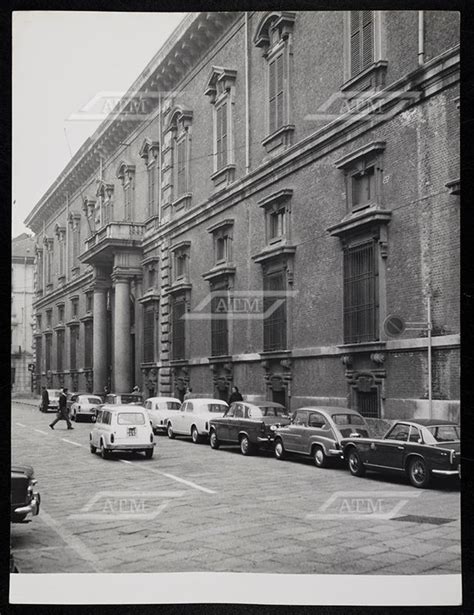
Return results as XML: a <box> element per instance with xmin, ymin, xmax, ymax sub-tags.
<box><xmin>270</xmin><ymin>425</ymin><xmax>277</xmax><ymax>431</ymax></box>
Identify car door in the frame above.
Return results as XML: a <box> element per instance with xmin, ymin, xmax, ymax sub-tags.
<box><xmin>227</xmin><ymin>403</ymin><xmax>244</xmax><ymax>442</ymax></box>
<box><xmin>181</xmin><ymin>402</ymin><xmax>195</xmax><ymax>435</ymax></box>
<box><xmin>307</xmin><ymin>411</ymin><xmax>336</xmax><ymax>454</ymax></box>
<box><xmin>216</xmin><ymin>405</ymin><xmax>233</xmax><ymax>440</ymax></box>
<box><xmin>281</xmin><ymin>410</ymin><xmax>308</xmax><ymax>452</ymax></box>
<box><xmin>368</xmin><ymin>423</ymin><xmax>411</xmax><ymax>469</ymax></box>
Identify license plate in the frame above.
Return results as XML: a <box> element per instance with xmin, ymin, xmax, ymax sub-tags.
<box><xmin>127</xmin><ymin>427</ymin><xmax>136</xmax><ymax>437</ymax></box>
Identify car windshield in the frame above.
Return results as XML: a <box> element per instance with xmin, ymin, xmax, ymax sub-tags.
<box><xmin>155</xmin><ymin>402</ymin><xmax>181</xmax><ymax>411</ymax></box>
<box><xmin>121</xmin><ymin>395</ymin><xmax>143</xmax><ymax>404</ymax></box>
<box><xmin>49</xmin><ymin>390</ymin><xmax>61</xmax><ymax>397</ymax></box>
<box><xmin>332</xmin><ymin>413</ymin><xmax>365</xmax><ymax>426</ymax></box>
<box><xmin>117</xmin><ymin>412</ymin><xmax>146</xmax><ymax>425</ymax></box>
<box><xmin>203</xmin><ymin>404</ymin><xmax>227</xmax><ymax>413</ymax></box>
<box><xmin>426</xmin><ymin>425</ymin><xmax>460</xmax><ymax>442</ymax></box>
<box><xmin>86</xmin><ymin>397</ymin><xmax>102</xmax><ymax>404</ymax></box>
<box><xmin>248</xmin><ymin>406</ymin><xmax>287</xmax><ymax>418</ymax></box>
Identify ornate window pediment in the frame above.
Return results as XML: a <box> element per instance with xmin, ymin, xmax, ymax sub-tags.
<box><xmin>95</xmin><ymin>181</ymin><xmax>114</xmax><ymax>200</ymax></box>
<box><xmin>139</xmin><ymin>138</ymin><xmax>160</xmax><ymax>163</ymax></box>
<box><xmin>68</xmin><ymin>212</ymin><xmax>81</xmax><ymax>230</ymax></box>
<box><xmin>116</xmin><ymin>161</ymin><xmax>136</xmax><ymax>185</ymax></box>
<box><xmin>254</xmin><ymin>11</ymin><xmax>296</xmax><ymax>52</ymax></box>
<box><xmin>167</xmin><ymin>108</ymin><xmax>193</xmax><ymax>134</ymax></box>
<box><xmin>54</xmin><ymin>224</ymin><xmax>66</xmax><ymax>240</ymax></box>
<box><xmin>204</xmin><ymin>66</ymin><xmax>237</xmax><ymax>104</ymax></box>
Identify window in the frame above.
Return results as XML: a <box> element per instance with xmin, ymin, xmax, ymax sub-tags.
<box><xmin>37</xmin><ymin>314</ymin><xmax>42</xmax><ymax>330</ymax></box>
<box><xmin>46</xmin><ymin>310</ymin><xmax>52</xmax><ymax>328</ymax></box>
<box><xmin>116</xmin><ymin>162</ymin><xmax>135</xmax><ymax>221</ymax></box>
<box><xmin>350</xmin><ymin>11</ymin><xmax>374</xmax><ymax>78</ymax></box>
<box><xmin>176</xmin><ymin>139</ymin><xmax>186</xmax><ymax>198</ymax></box>
<box><xmin>386</xmin><ymin>423</ymin><xmax>410</xmax><ymax>442</ymax></box>
<box><xmin>57</xmin><ymin>329</ymin><xmax>64</xmax><ymax>371</ymax></box>
<box><xmin>84</xmin><ymin>320</ymin><xmax>93</xmax><ymax>368</ymax></box>
<box><xmin>216</xmin><ymin>102</ymin><xmax>228</xmax><ymax>170</ymax></box>
<box><xmin>96</xmin><ymin>183</ymin><xmax>114</xmax><ymax>226</ymax></box>
<box><xmin>139</xmin><ymin>139</ymin><xmax>160</xmax><ymax>219</ymax></box>
<box><xmin>211</xmin><ymin>281</ymin><xmax>228</xmax><ymax>357</ymax></box>
<box><xmin>409</xmin><ymin>426</ymin><xmax>422</xmax><ymax>443</ymax></box>
<box><xmin>171</xmin><ymin>294</ymin><xmax>186</xmax><ymax>360</ymax></box>
<box><xmin>185</xmin><ymin>403</ymin><xmax>194</xmax><ymax>413</ymax></box>
<box><xmin>70</xmin><ymin>326</ymin><xmax>79</xmax><ymax>370</ymax></box>
<box><xmin>294</xmin><ymin>411</ymin><xmax>308</xmax><ymax>426</ymax></box>
<box><xmin>35</xmin><ymin>336</ymin><xmax>42</xmax><ymax>373</ymax></box>
<box><xmin>343</xmin><ymin>240</ymin><xmax>378</xmax><ymax>344</ymax></box>
<box><xmin>254</xmin><ymin>12</ymin><xmax>295</xmax><ymax>152</ymax></box>
<box><xmin>269</xmin><ymin>207</ymin><xmax>286</xmax><ymax>241</ymax></box>
<box><xmin>69</xmin><ymin>213</ymin><xmax>81</xmax><ymax>270</ymax></box>
<box><xmin>148</xmin><ymin>164</ymin><xmax>157</xmax><ymax>217</ymax></box>
<box><xmin>143</xmin><ymin>304</ymin><xmax>156</xmax><ymax>363</ymax></box>
<box><xmin>58</xmin><ymin>305</ymin><xmax>65</xmax><ymax>323</ymax></box>
<box><xmin>263</xmin><ymin>270</ymin><xmax>287</xmax><ymax>351</ymax></box>
<box><xmin>171</xmin><ymin>242</ymin><xmax>190</xmax><ymax>284</ymax></box>
<box><xmin>356</xmin><ymin>389</ymin><xmax>379</xmax><ymax>418</ymax></box>
<box><xmin>308</xmin><ymin>413</ymin><xmax>328</xmax><ymax>429</ymax></box>
<box><xmin>55</xmin><ymin>225</ymin><xmax>66</xmax><ymax>279</ymax></box>
<box><xmin>35</xmin><ymin>247</ymin><xmax>43</xmax><ymax>292</ymax></box>
<box><xmin>45</xmin><ymin>334</ymin><xmax>52</xmax><ymax>371</ymax></box>
<box><xmin>258</xmin><ymin>189</ymin><xmax>292</xmax><ymax>245</ymax></box>
<box><xmin>44</xmin><ymin>238</ymin><xmax>54</xmax><ymax>286</ymax></box>
<box><xmin>86</xmin><ymin>292</ymin><xmax>93</xmax><ymax>313</ymax></box>
<box><xmin>176</xmin><ymin>253</ymin><xmax>186</xmax><ymax>279</ymax></box>
<box><xmin>167</xmin><ymin>109</ymin><xmax>192</xmax><ymax>206</ymax></box>
<box><xmin>71</xmin><ymin>298</ymin><xmax>79</xmax><ymax>318</ymax></box>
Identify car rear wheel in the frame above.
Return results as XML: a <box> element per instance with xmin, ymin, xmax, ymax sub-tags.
<box><xmin>100</xmin><ymin>441</ymin><xmax>110</xmax><ymax>460</ymax></box>
<box><xmin>408</xmin><ymin>457</ymin><xmax>430</xmax><ymax>488</ymax></box>
<box><xmin>313</xmin><ymin>446</ymin><xmax>329</xmax><ymax>468</ymax></box>
<box><xmin>240</xmin><ymin>435</ymin><xmax>254</xmax><ymax>456</ymax></box>
<box><xmin>144</xmin><ymin>449</ymin><xmax>153</xmax><ymax>459</ymax></box>
<box><xmin>90</xmin><ymin>443</ymin><xmax>97</xmax><ymax>454</ymax></box>
<box><xmin>167</xmin><ymin>423</ymin><xmax>175</xmax><ymax>439</ymax></box>
<box><xmin>191</xmin><ymin>426</ymin><xmax>201</xmax><ymax>444</ymax></box>
<box><xmin>209</xmin><ymin>430</ymin><xmax>220</xmax><ymax>449</ymax></box>
<box><xmin>347</xmin><ymin>448</ymin><xmax>365</xmax><ymax>477</ymax></box>
<box><xmin>274</xmin><ymin>439</ymin><xmax>286</xmax><ymax>460</ymax></box>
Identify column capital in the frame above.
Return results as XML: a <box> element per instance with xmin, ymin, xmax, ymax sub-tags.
<box><xmin>112</xmin><ymin>267</ymin><xmax>143</xmax><ymax>284</ymax></box>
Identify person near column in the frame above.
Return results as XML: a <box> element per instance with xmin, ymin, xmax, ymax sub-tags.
<box><xmin>49</xmin><ymin>387</ymin><xmax>73</xmax><ymax>430</ymax></box>
<box><xmin>228</xmin><ymin>386</ymin><xmax>243</xmax><ymax>404</ymax></box>
<box><xmin>183</xmin><ymin>386</ymin><xmax>193</xmax><ymax>400</ymax></box>
<box><xmin>40</xmin><ymin>386</ymin><xmax>49</xmax><ymax>413</ymax></box>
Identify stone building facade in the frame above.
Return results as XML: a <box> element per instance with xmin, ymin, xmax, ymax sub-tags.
<box><xmin>25</xmin><ymin>11</ymin><xmax>460</xmax><ymax>420</ymax></box>
<box><xmin>11</xmin><ymin>233</ymin><xmax>36</xmax><ymax>395</ymax></box>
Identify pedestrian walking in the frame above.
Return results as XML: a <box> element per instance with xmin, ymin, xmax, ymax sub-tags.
<box><xmin>183</xmin><ymin>386</ymin><xmax>193</xmax><ymax>400</ymax></box>
<box><xmin>228</xmin><ymin>386</ymin><xmax>243</xmax><ymax>404</ymax></box>
<box><xmin>49</xmin><ymin>388</ymin><xmax>73</xmax><ymax>430</ymax></box>
<box><xmin>40</xmin><ymin>386</ymin><xmax>49</xmax><ymax>413</ymax></box>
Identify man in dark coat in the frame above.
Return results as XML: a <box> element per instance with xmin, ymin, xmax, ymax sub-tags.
<box><xmin>228</xmin><ymin>386</ymin><xmax>243</xmax><ymax>405</ymax></box>
<box><xmin>41</xmin><ymin>386</ymin><xmax>49</xmax><ymax>413</ymax></box>
<box><xmin>49</xmin><ymin>388</ymin><xmax>73</xmax><ymax>430</ymax></box>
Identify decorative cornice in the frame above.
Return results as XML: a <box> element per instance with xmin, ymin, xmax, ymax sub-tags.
<box><xmin>139</xmin><ymin>138</ymin><xmax>160</xmax><ymax>162</ymax></box>
<box><xmin>202</xmin><ymin>264</ymin><xmax>236</xmax><ymax>282</ymax></box>
<box><xmin>170</xmin><ymin>240</ymin><xmax>191</xmax><ymax>253</ymax></box>
<box><xmin>206</xmin><ymin>218</ymin><xmax>234</xmax><ymax>234</ymax></box>
<box><xmin>327</xmin><ymin>207</ymin><xmax>392</xmax><ymax>238</ymax></box>
<box><xmin>334</xmin><ymin>141</ymin><xmax>386</xmax><ymax>169</ymax></box>
<box><xmin>204</xmin><ymin>66</ymin><xmax>237</xmax><ymax>103</ymax></box>
<box><xmin>252</xmin><ymin>243</ymin><xmax>296</xmax><ymax>264</ymax></box>
<box><xmin>257</xmin><ymin>188</ymin><xmax>293</xmax><ymax>209</ymax></box>
<box><xmin>254</xmin><ymin>11</ymin><xmax>296</xmax><ymax>50</ymax></box>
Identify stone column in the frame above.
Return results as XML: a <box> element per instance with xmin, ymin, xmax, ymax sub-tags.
<box><xmin>93</xmin><ymin>287</ymin><xmax>108</xmax><ymax>393</ymax></box>
<box><xmin>113</xmin><ymin>274</ymin><xmax>132</xmax><ymax>393</ymax></box>
<box><xmin>133</xmin><ymin>277</ymin><xmax>143</xmax><ymax>389</ymax></box>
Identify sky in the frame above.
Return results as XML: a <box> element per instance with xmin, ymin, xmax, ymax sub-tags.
<box><xmin>12</xmin><ymin>11</ymin><xmax>187</xmax><ymax>238</ymax></box>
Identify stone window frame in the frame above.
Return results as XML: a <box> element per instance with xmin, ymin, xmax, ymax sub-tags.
<box><xmin>142</xmin><ymin>256</ymin><xmax>160</xmax><ymax>294</ymax></box>
<box><xmin>55</xmin><ymin>224</ymin><xmax>67</xmax><ymax>282</ymax></box>
<box><xmin>207</xmin><ymin>219</ymin><xmax>234</xmax><ymax>267</ymax></box>
<box><xmin>82</xmin><ymin>196</ymin><xmax>97</xmax><ymax>235</ymax></box>
<box><xmin>254</xmin><ymin>12</ymin><xmax>296</xmax><ymax>154</ymax></box>
<box><xmin>45</xmin><ymin>308</ymin><xmax>53</xmax><ymax>330</ymax></box>
<box><xmin>335</xmin><ymin>141</ymin><xmax>386</xmax><ymax>214</ymax></box>
<box><xmin>95</xmin><ymin>181</ymin><xmax>115</xmax><ymax>227</ymax></box>
<box><xmin>70</xmin><ymin>296</ymin><xmax>79</xmax><ymax>320</ymax></box>
<box><xmin>43</xmin><ymin>237</ymin><xmax>54</xmax><ymax>288</ymax></box>
<box><xmin>167</xmin><ymin>108</ymin><xmax>193</xmax><ymax>211</ymax></box>
<box><xmin>258</xmin><ymin>189</ymin><xmax>293</xmax><ymax>247</ymax></box>
<box><xmin>116</xmin><ymin>161</ymin><xmax>136</xmax><ymax>222</ymax></box>
<box><xmin>205</xmin><ymin>67</ymin><xmax>237</xmax><ymax>187</ymax></box>
<box><xmin>85</xmin><ymin>291</ymin><xmax>94</xmax><ymax>314</ymax></box>
<box><xmin>170</xmin><ymin>241</ymin><xmax>191</xmax><ymax>287</ymax></box>
<box><xmin>68</xmin><ymin>211</ymin><xmax>81</xmax><ymax>274</ymax></box>
<box><xmin>56</xmin><ymin>302</ymin><xmax>65</xmax><ymax>324</ymax></box>
<box><xmin>342</xmin><ymin>11</ymin><xmax>387</xmax><ymax>92</ymax></box>
<box><xmin>35</xmin><ymin>244</ymin><xmax>44</xmax><ymax>294</ymax></box>
<box><xmin>142</xmin><ymin>300</ymin><xmax>159</xmax><ymax>364</ymax></box>
<box><xmin>139</xmin><ymin>138</ymin><xmax>160</xmax><ymax>220</ymax></box>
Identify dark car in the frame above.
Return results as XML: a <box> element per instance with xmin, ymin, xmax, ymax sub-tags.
<box><xmin>342</xmin><ymin>419</ymin><xmax>460</xmax><ymax>488</ymax></box>
<box><xmin>11</xmin><ymin>464</ymin><xmax>41</xmax><ymax>523</ymax></box>
<box><xmin>38</xmin><ymin>388</ymin><xmax>61</xmax><ymax>412</ymax></box>
<box><xmin>274</xmin><ymin>406</ymin><xmax>370</xmax><ymax>467</ymax></box>
<box><xmin>90</xmin><ymin>393</ymin><xmax>145</xmax><ymax>416</ymax></box>
<box><xmin>209</xmin><ymin>401</ymin><xmax>290</xmax><ymax>455</ymax></box>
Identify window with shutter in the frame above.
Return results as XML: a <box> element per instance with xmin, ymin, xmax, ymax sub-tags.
<box><xmin>36</xmin><ymin>336</ymin><xmax>42</xmax><ymax>373</ymax></box>
<box><xmin>171</xmin><ymin>295</ymin><xmax>186</xmax><ymax>360</ymax></box>
<box><xmin>84</xmin><ymin>320</ymin><xmax>93</xmax><ymax>368</ymax></box>
<box><xmin>269</xmin><ymin>54</ymin><xmax>284</xmax><ymax>134</ymax></box>
<box><xmin>211</xmin><ymin>280</ymin><xmax>229</xmax><ymax>357</ymax></box>
<box><xmin>216</xmin><ymin>102</ymin><xmax>228</xmax><ymax>171</ymax></box>
<box><xmin>70</xmin><ymin>327</ymin><xmax>78</xmax><ymax>370</ymax></box>
<box><xmin>45</xmin><ymin>334</ymin><xmax>52</xmax><ymax>371</ymax></box>
<box><xmin>143</xmin><ymin>305</ymin><xmax>155</xmax><ymax>363</ymax></box>
<box><xmin>176</xmin><ymin>139</ymin><xmax>186</xmax><ymax>197</ymax></box>
<box><xmin>263</xmin><ymin>271</ymin><xmax>287</xmax><ymax>351</ymax></box>
<box><xmin>350</xmin><ymin>11</ymin><xmax>374</xmax><ymax>77</ymax></box>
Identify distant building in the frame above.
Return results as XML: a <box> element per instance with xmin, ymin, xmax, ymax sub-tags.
<box><xmin>25</xmin><ymin>11</ymin><xmax>459</xmax><ymax>419</ymax></box>
<box><xmin>11</xmin><ymin>233</ymin><xmax>36</xmax><ymax>395</ymax></box>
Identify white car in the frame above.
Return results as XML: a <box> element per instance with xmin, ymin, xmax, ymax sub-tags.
<box><xmin>90</xmin><ymin>405</ymin><xmax>155</xmax><ymax>459</ymax></box>
<box><xmin>39</xmin><ymin>389</ymin><xmax>61</xmax><ymax>412</ymax></box>
<box><xmin>144</xmin><ymin>397</ymin><xmax>182</xmax><ymax>434</ymax></box>
<box><xmin>167</xmin><ymin>398</ymin><xmax>228</xmax><ymax>443</ymax></box>
<box><xmin>70</xmin><ymin>394</ymin><xmax>103</xmax><ymax>422</ymax></box>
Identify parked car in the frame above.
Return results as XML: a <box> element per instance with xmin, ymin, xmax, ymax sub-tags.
<box><xmin>70</xmin><ymin>394</ymin><xmax>103</xmax><ymax>422</ymax></box>
<box><xmin>144</xmin><ymin>397</ymin><xmax>182</xmax><ymax>434</ymax></box>
<box><xmin>209</xmin><ymin>401</ymin><xmax>290</xmax><ymax>455</ymax></box>
<box><xmin>167</xmin><ymin>398</ymin><xmax>228</xmax><ymax>442</ymax></box>
<box><xmin>90</xmin><ymin>405</ymin><xmax>155</xmax><ymax>459</ymax></box>
<box><xmin>274</xmin><ymin>406</ymin><xmax>370</xmax><ymax>467</ymax></box>
<box><xmin>39</xmin><ymin>389</ymin><xmax>61</xmax><ymax>412</ymax></box>
<box><xmin>342</xmin><ymin>419</ymin><xmax>461</xmax><ymax>488</ymax></box>
<box><xmin>67</xmin><ymin>391</ymin><xmax>82</xmax><ymax>411</ymax></box>
<box><xmin>11</xmin><ymin>464</ymin><xmax>40</xmax><ymax>523</ymax></box>
<box><xmin>103</xmin><ymin>393</ymin><xmax>144</xmax><ymax>407</ymax></box>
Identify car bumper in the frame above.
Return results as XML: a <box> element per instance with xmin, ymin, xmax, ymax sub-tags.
<box><xmin>13</xmin><ymin>492</ymin><xmax>41</xmax><ymax>518</ymax></box>
<box><xmin>107</xmin><ymin>443</ymin><xmax>155</xmax><ymax>451</ymax></box>
<box><xmin>432</xmin><ymin>468</ymin><xmax>460</xmax><ymax>476</ymax></box>
<box><xmin>328</xmin><ymin>448</ymin><xmax>344</xmax><ymax>458</ymax></box>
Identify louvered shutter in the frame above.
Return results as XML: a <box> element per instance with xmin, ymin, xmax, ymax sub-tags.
<box><xmin>350</xmin><ymin>12</ymin><xmax>361</xmax><ymax>77</ymax></box>
<box><xmin>361</xmin><ymin>11</ymin><xmax>374</xmax><ymax>70</ymax></box>
<box><xmin>269</xmin><ymin>58</ymin><xmax>276</xmax><ymax>133</ymax></box>
<box><xmin>276</xmin><ymin>54</ymin><xmax>284</xmax><ymax>130</ymax></box>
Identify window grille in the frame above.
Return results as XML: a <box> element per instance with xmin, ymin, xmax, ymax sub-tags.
<box><xmin>263</xmin><ymin>271</ymin><xmax>287</xmax><ymax>351</ymax></box>
<box><xmin>171</xmin><ymin>296</ymin><xmax>186</xmax><ymax>360</ymax></box>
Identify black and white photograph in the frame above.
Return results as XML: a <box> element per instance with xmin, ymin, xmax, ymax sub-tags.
<box><xmin>10</xmin><ymin>8</ymin><xmax>461</xmax><ymax>606</ymax></box>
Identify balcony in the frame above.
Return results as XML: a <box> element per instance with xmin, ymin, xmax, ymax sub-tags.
<box><xmin>80</xmin><ymin>221</ymin><xmax>145</xmax><ymax>265</ymax></box>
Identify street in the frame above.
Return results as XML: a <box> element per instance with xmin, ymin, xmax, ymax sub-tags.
<box><xmin>11</xmin><ymin>400</ymin><xmax>461</xmax><ymax>575</ymax></box>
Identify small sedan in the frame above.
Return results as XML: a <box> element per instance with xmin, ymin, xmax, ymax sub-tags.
<box><xmin>90</xmin><ymin>405</ymin><xmax>155</xmax><ymax>459</ymax></box>
<box><xmin>11</xmin><ymin>464</ymin><xmax>41</xmax><ymax>523</ymax></box>
<box><xmin>70</xmin><ymin>394</ymin><xmax>103</xmax><ymax>422</ymax></box>
<box><xmin>144</xmin><ymin>397</ymin><xmax>182</xmax><ymax>434</ymax></box>
<box><xmin>209</xmin><ymin>401</ymin><xmax>290</xmax><ymax>455</ymax></box>
<box><xmin>274</xmin><ymin>407</ymin><xmax>369</xmax><ymax>467</ymax></box>
<box><xmin>342</xmin><ymin>419</ymin><xmax>461</xmax><ymax>488</ymax></box>
<box><xmin>39</xmin><ymin>389</ymin><xmax>61</xmax><ymax>412</ymax></box>
<box><xmin>167</xmin><ymin>398</ymin><xmax>228</xmax><ymax>443</ymax></box>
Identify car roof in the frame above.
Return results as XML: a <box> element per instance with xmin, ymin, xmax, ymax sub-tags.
<box><xmin>245</xmin><ymin>401</ymin><xmax>286</xmax><ymax>408</ymax></box>
<box><xmin>186</xmin><ymin>398</ymin><xmax>228</xmax><ymax>405</ymax></box>
<box><xmin>295</xmin><ymin>406</ymin><xmax>361</xmax><ymax>415</ymax></box>
<box><xmin>100</xmin><ymin>404</ymin><xmax>146</xmax><ymax>412</ymax></box>
<box><xmin>392</xmin><ymin>419</ymin><xmax>459</xmax><ymax>427</ymax></box>
<box><xmin>146</xmin><ymin>397</ymin><xmax>181</xmax><ymax>403</ymax></box>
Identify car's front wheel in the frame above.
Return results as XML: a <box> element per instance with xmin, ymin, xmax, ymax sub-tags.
<box><xmin>90</xmin><ymin>443</ymin><xmax>97</xmax><ymax>454</ymax></box>
<box><xmin>240</xmin><ymin>435</ymin><xmax>254</xmax><ymax>456</ymax></box>
<box><xmin>407</xmin><ymin>457</ymin><xmax>430</xmax><ymax>488</ymax></box>
<box><xmin>274</xmin><ymin>438</ymin><xmax>286</xmax><ymax>460</ymax></box>
<box><xmin>209</xmin><ymin>430</ymin><xmax>220</xmax><ymax>449</ymax></box>
<box><xmin>313</xmin><ymin>445</ymin><xmax>329</xmax><ymax>468</ymax></box>
<box><xmin>167</xmin><ymin>423</ymin><xmax>175</xmax><ymax>439</ymax></box>
<box><xmin>347</xmin><ymin>448</ymin><xmax>365</xmax><ymax>477</ymax></box>
<box><xmin>191</xmin><ymin>426</ymin><xmax>201</xmax><ymax>444</ymax></box>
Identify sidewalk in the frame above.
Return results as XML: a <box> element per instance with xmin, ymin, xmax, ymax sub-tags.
<box><xmin>12</xmin><ymin>398</ymin><xmax>40</xmax><ymax>407</ymax></box>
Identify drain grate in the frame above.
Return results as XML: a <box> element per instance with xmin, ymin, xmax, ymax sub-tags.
<box><xmin>392</xmin><ymin>514</ymin><xmax>455</xmax><ymax>525</ymax></box>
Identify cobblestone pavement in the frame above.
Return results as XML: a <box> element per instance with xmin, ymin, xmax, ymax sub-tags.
<box><xmin>11</xmin><ymin>400</ymin><xmax>461</xmax><ymax>575</ymax></box>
